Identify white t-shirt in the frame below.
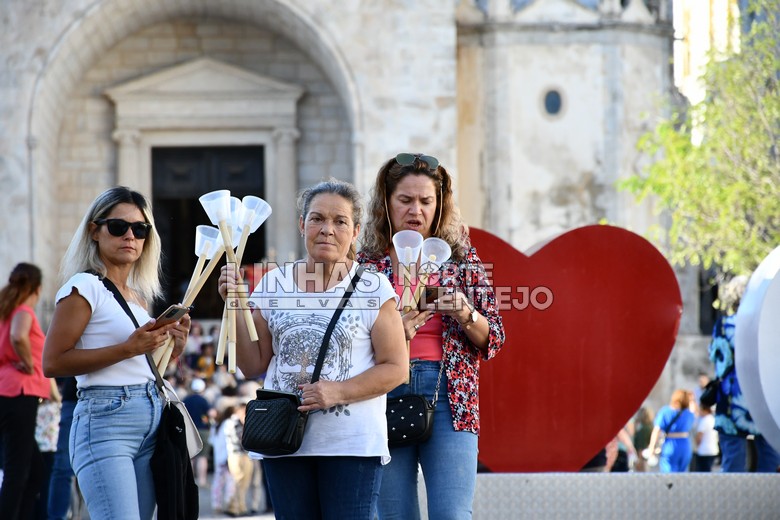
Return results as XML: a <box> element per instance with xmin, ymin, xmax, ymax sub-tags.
<box><xmin>696</xmin><ymin>414</ymin><xmax>719</xmax><ymax>456</ymax></box>
<box><xmin>55</xmin><ymin>272</ymin><xmax>155</xmax><ymax>388</ymax></box>
<box><xmin>250</xmin><ymin>263</ymin><xmax>397</xmax><ymax>463</ymax></box>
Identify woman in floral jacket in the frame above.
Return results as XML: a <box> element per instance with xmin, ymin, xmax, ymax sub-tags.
<box><xmin>358</xmin><ymin>153</ymin><xmax>505</xmax><ymax>519</ymax></box>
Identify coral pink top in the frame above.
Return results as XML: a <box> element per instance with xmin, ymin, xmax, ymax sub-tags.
<box><xmin>0</xmin><ymin>304</ymin><xmax>49</xmax><ymax>398</ymax></box>
<box><xmin>395</xmin><ymin>281</ymin><xmax>444</xmax><ymax>361</ymax></box>
<box><xmin>358</xmin><ymin>247</ymin><xmax>506</xmax><ymax>435</ymax></box>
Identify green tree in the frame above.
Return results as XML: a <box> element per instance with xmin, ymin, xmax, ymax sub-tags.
<box><xmin>622</xmin><ymin>0</ymin><xmax>780</xmax><ymax>277</ymax></box>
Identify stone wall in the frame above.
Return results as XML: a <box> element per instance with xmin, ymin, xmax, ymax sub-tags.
<box><xmin>0</xmin><ymin>0</ymin><xmax>710</xmax><ymax>411</ymax></box>
<box><xmin>0</xmin><ymin>0</ymin><xmax>458</xmax><ymax>312</ymax></box>
<box><xmin>54</xmin><ymin>18</ymin><xmax>351</xmax><ymax>268</ymax></box>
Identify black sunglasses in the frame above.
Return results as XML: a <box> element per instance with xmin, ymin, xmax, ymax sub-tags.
<box><xmin>94</xmin><ymin>218</ymin><xmax>152</xmax><ymax>239</ymax></box>
<box><xmin>396</xmin><ymin>153</ymin><xmax>439</xmax><ymax>170</ymax></box>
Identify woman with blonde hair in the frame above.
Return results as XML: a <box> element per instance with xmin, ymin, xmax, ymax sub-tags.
<box><xmin>644</xmin><ymin>389</ymin><xmax>696</xmax><ymax>473</ymax></box>
<box><xmin>43</xmin><ymin>187</ymin><xmax>191</xmax><ymax>519</ymax></box>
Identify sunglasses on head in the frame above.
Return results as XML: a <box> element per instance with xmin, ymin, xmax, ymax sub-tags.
<box><xmin>396</xmin><ymin>153</ymin><xmax>439</xmax><ymax>170</ymax></box>
<box><xmin>94</xmin><ymin>218</ymin><xmax>152</xmax><ymax>239</ymax></box>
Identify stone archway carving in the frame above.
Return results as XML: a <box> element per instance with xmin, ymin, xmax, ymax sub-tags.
<box><xmin>24</xmin><ymin>1</ymin><xmax>362</xmax><ymax>276</ymax></box>
<box><xmin>106</xmin><ymin>57</ymin><xmax>304</xmax><ymax>259</ymax></box>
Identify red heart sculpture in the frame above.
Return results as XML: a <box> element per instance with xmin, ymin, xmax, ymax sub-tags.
<box><xmin>470</xmin><ymin>225</ymin><xmax>682</xmax><ymax>472</ymax></box>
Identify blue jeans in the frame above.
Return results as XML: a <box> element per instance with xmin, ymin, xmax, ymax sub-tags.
<box><xmin>378</xmin><ymin>360</ymin><xmax>478</xmax><ymax>520</ymax></box>
<box><xmin>48</xmin><ymin>399</ymin><xmax>76</xmax><ymax>520</ymax></box>
<box><xmin>262</xmin><ymin>456</ymin><xmax>383</xmax><ymax>519</ymax></box>
<box><xmin>720</xmin><ymin>433</ymin><xmax>780</xmax><ymax>472</ymax></box>
<box><xmin>70</xmin><ymin>382</ymin><xmax>162</xmax><ymax>520</ymax></box>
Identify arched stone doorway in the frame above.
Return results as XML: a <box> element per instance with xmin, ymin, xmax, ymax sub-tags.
<box><xmin>27</xmin><ymin>1</ymin><xmax>362</xmax><ymax>307</ymax></box>
<box><xmin>106</xmin><ymin>57</ymin><xmax>304</xmax><ymax>265</ymax></box>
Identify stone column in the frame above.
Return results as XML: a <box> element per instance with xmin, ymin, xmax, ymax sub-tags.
<box><xmin>271</xmin><ymin>127</ymin><xmax>301</xmax><ymax>262</ymax></box>
<box><xmin>483</xmin><ymin>42</ymin><xmax>513</xmax><ymax>243</ymax></box>
<box><xmin>112</xmin><ymin>129</ymin><xmax>144</xmax><ymax>193</ymax></box>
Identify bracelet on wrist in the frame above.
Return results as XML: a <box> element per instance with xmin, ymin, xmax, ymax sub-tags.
<box><xmin>459</xmin><ymin>300</ymin><xmax>479</xmax><ymax>330</ymax></box>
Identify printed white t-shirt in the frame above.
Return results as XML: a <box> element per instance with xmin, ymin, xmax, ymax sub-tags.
<box><xmin>250</xmin><ymin>263</ymin><xmax>397</xmax><ymax>463</ymax></box>
<box><xmin>55</xmin><ymin>272</ymin><xmax>155</xmax><ymax>388</ymax></box>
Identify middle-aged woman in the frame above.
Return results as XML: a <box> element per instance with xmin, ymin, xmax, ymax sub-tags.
<box><xmin>357</xmin><ymin>153</ymin><xmax>506</xmax><ymax>519</ymax></box>
<box><xmin>219</xmin><ymin>179</ymin><xmax>408</xmax><ymax>519</ymax></box>
<box><xmin>643</xmin><ymin>389</ymin><xmax>696</xmax><ymax>473</ymax></box>
<box><xmin>0</xmin><ymin>262</ymin><xmax>49</xmax><ymax>518</ymax></box>
<box><xmin>43</xmin><ymin>186</ymin><xmax>190</xmax><ymax>520</ymax></box>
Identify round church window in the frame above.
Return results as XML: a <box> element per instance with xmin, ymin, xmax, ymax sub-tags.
<box><xmin>543</xmin><ymin>90</ymin><xmax>562</xmax><ymax>116</ymax></box>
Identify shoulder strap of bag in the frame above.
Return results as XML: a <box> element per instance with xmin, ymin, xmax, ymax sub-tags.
<box><xmin>96</xmin><ymin>274</ymin><xmax>166</xmax><ymax>393</ymax></box>
<box><xmin>101</xmin><ymin>265</ymin><xmax>363</xmax><ymax>389</ymax></box>
<box><xmin>310</xmin><ymin>266</ymin><xmax>364</xmax><ymax>384</ymax></box>
<box><xmin>663</xmin><ymin>409</ymin><xmax>684</xmax><ymax>433</ymax></box>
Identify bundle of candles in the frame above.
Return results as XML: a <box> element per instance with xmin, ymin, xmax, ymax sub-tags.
<box><xmin>153</xmin><ymin>190</ymin><xmax>272</xmax><ymax>374</ymax></box>
<box><xmin>392</xmin><ymin>230</ymin><xmax>452</xmax><ymax>312</ymax></box>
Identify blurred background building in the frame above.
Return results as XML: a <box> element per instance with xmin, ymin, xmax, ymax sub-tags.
<box><xmin>0</xmin><ymin>0</ymin><xmax>748</xmax><ymax>412</ymax></box>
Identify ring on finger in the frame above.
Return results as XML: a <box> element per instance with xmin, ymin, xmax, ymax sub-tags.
<box><xmin>414</xmin><ymin>324</ymin><xmax>421</xmax><ymax>330</ymax></box>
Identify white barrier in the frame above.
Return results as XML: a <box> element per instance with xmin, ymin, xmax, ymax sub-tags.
<box><xmin>462</xmin><ymin>473</ymin><xmax>780</xmax><ymax>519</ymax></box>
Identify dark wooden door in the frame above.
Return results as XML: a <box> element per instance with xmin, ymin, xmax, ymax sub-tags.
<box><xmin>152</xmin><ymin>146</ymin><xmax>265</xmax><ymax>319</ymax></box>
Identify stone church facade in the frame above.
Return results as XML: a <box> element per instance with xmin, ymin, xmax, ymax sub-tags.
<box><xmin>1</xmin><ymin>0</ymin><xmax>702</xmax><ymax>406</ymax></box>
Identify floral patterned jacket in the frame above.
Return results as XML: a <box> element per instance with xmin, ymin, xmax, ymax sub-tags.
<box><xmin>709</xmin><ymin>315</ymin><xmax>759</xmax><ymax>436</ymax></box>
<box><xmin>357</xmin><ymin>246</ymin><xmax>505</xmax><ymax>434</ymax></box>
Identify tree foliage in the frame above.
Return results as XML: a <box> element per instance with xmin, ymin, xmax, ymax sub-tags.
<box><xmin>622</xmin><ymin>0</ymin><xmax>780</xmax><ymax>276</ymax></box>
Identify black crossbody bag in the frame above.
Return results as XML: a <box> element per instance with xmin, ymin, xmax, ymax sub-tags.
<box><xmin>386</xmin><ymin>362</ymin><xmax>444</xmax><ymax>448</ymax></box>
<box><xmin>241</xmin><ymin>267</ymin><xmax>363</xmax><ymax>456</ymax></box>
<box><xmin>97</xmin><ymin>274</ymin><xmax>199</xmax><ymax>520</ymax></box>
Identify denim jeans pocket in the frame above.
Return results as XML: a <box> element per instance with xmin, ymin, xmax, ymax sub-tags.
<box><xmin>68</xmin><ymin>412</ymin><xmax>80</xmax><ymax>467</ymax></box>
<box><xmin>87</xmin><ymin>396</ymin><xmax>126</xmax><ymax>417</ymax></box>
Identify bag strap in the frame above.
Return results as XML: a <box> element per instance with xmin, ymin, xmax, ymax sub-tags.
<box><xmin>310</xmin><ymin>266</ymin><xmax>364</xmax><ymax>384</ymax></box>
<box><xmin>100</xmin><ymin>265</ymin><xmax>363</xmax><ymax>391</ymax></box>
<box><xmin>431</xmin><ymin>362</ymin><xmax>444</xmax><ymax>407</ymax></box>
<box><xmin>96</xmin><ymin>274</ymin><xmax>166</xmax><ymax>394</ymax></box>
<box><xmin>663</xmin><ymin>410</ymin><xmax>684</xmax><ymax>433</ymax></box>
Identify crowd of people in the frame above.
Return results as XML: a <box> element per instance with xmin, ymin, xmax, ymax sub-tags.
<box><xmin>582</xmin><ymin>272</ymin><xmax>780</xmax><ymax>475</ymax></box>
<box><xmin>0</xmin><ymin>154</ymin><xmax>507</xmax><ymax>519</ymax></box>
<box><xmin>159</xmin><ymin>332</ymin><xmax>276</xmax><ymax>516</ymax></box>
<box><xmin>581</xmin><ymin>394</ymin><xmax>723</xmax><ymax>474</ymax></box>
<box><xmin>1</xmin><ymin>152</ymin><xmax>778</xmax><ymax>520</ymax></box>
<box><xmin>178</xmin><ymin>372</ymin><xmax>271</xmax><ymax>517</ymax></box>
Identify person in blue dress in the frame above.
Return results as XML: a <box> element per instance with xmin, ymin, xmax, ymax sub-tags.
<box><xmin>643</xmin><ymin>389</ymin><xmax>695</xmax><ymax>472</ymax></box>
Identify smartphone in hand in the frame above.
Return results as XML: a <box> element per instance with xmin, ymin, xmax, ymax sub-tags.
<box><xmin>418</xmin><ymin>286</ymin><xmax>449</xmax><ymax>311</ymax></box>
<box><xmin>149</xmin><ymin>304</ymin><xmax>191</xmax><ymax>330</ymax></box>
